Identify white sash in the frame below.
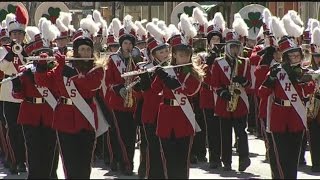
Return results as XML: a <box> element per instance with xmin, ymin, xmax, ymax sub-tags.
<box><xmin>111</xmin><ymin>55</ymin><xmax>126</xmax><ymax>74</ymax></box>
<box><xmin>250</xmin><ymin>65</ymin><xmax>256</xmax><ymax>90</ymax></box>
<box><xmin>217</xmin><ymin>59</ymin><xmax>249</xmax><ymax>110</ymax></box>
<box><xmin>94</xmin><ymin>97</ymin><xmax>110</xmax><ymax>137</ymax></box>
<box><xmin>63</xmin><ymin>76</ymin><xmax>96</xmax><ymax>131</ymax></box>
<box><xmin>36</xmin><ymin>86</ymin><xmax>57</xmax><ymax>110</ymax></box>
<box><xmin>277</xmin><ymin>69</ymin><xmax>307</xmax><ymax>129</ymax></box>
<box><xmin>166</xmin><ymin>68</ymin><xmax>201</xmax><ymax>132</ymax></box>
<box><xmin>266</xmin><ymin>93</ymin><xmax>274</xmax><ymax>133</ymax></box>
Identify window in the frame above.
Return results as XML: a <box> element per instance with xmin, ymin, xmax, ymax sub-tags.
<box><xmin>277</xmin><ymin>2</ymin><xmax>284</xmax><ymax>17</ymax></box>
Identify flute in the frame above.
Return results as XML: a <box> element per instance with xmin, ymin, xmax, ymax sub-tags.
<box><xmin>24</xmin><ymin>56</ymin><xmax>95</xmax><ymax>61</ymax></box>
<box><xmin>121</xmin><ymin>62</ymin><xmax>193</xmax><ymax>78</ymax></box>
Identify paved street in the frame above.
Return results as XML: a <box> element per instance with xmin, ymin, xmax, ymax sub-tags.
<box><xmin>0</xmin><ymin>134</ymin><xmax>319</xmax><ymax>179</ymax></box>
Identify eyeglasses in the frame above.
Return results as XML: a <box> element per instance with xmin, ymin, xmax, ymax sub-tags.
<box><xmin>288</xmin><ymin>54</ymin><xmax>301</xmax><ymax>59</ymax></box>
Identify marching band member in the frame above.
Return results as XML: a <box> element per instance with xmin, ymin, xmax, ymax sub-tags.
<box><xmin>141</xmin><ymin>13</ymin><xmax>203</xmax><ymax>179</ymax></box>
<box><xmin>255</xmin><ymin>17</ymin><xmax>283</xmax><ymax>177</ymax></box>
<box><xmin>104</xmin><ymin>15</ymin><xmax>141</xmax><ymax>175</ymax></box>
<box><xmin>210</xmin><ymin>26</ymin><xmax>252</xmax><ymax>172</ymax></box>
<box><xmin>259</xmin><ymin>34</ymin><xmax>315</xmax><ymax>178</ymax></box>
<box><xmin>93</xmin><ymin>10</ymin><xmax>107</xmax><ymax>54</ymax></box>
<box><xmin>0</xmin><ymin>21</ymin><xmax>10</xmax><ymax>169</ymax></box>
<box><xmin>54</xmin><ymin>12</ymin><xmax>72</xmax><ymax>55</ymax></box>
<box><xmin>201</xmin><ymin>11</ymin><xmax>226</xmax><ymax>169</ymax></box>
<box><xmin>134</xmin><ymin>21</ymin><xmax>171</xmax><ymax>179</ymax></box>
<box><xmin>12</xmin><ymin>23</ymin><xmax>59</xmax><ymax>179</ymax></box>
<box><xmin>0</xmin><ymin>6</ymin><xmax>29</xmax><ymax>174</ymax></box>
<box><xmin>34</xmin><ymin>17</ymin><xmax>104</xmax><ymax>179</ymax></box>
<box><xmin>189</xmin><ymin>7</ymin><xmax>209</xmax><ymax>164</ymax></box>
<box><xmin>306</xmin><ymin>27</ymin><xmax>320</xmax><ymax>172</ymax></box>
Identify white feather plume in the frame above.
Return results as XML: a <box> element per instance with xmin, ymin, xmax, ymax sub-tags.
<box><xmin>192</xmin><ymin>7</ymin><xmax>208</xmax><ymax>26</ymax></box>
<box><xmin>1</xmin><ymin>20</ymin><xmax>6</xmax><ymax>29</ymax></box>
<box><xmin>152</xmin><ymin>18</ymin><xmax>159</xmax><ymax>26</ymax></box>
<box><xmin>306</xmin><ymin>18</ymin><xmax>316</xmax><ymax>31</ymax></box>
<box><xmin>59</xmin><ymin>12</ymin><xmax>72</xmax><ymax>27</ymax></box>
<box><xmin>311</xmin><ymin>20</ymin><xmax>320</xmax><ymax>32</ymax></box>
<box><xmin>68</xmin><ymin>25</ymin><xmax>75</xmax><ymax>33</ymax></box>
<box><xmin>41</xmin><ymin>19</ymin><xmax>59</xmax><ymax>44</ymax></box>
<box><xmin>56</xmin><ymin>18</ymin><xmax>68</xmax><ymax>32</ymax></box>
<box><xmin>123</xmin><ymin>14</ymin><xmax>137</xmax><ymax>34</ymax></box>
<box><xmin>288</xmin><ymin>10</ymin><xmax>304</xmax><ymax>27</ymax></box>
<box><xmin>26</xmin><ymin>26</ymin><xmax>40</xmax><ymax>42</ymax></box>
<box><xmin>232</xmin><ymin>16</ymin><xmax>249</xmax><ymax>37</ymax></box>
<box><xmin>135</xmin><ymin>21</ymin><xmax>147</xmax><ymax>37</ymax></box>
<box><xmin>311</xmin><ymin>27</ymin><xmax>320</xmax><ymax>46</ymax></box>
<box><xmin>111</xmin><ymin>18</ymin><xmax>121</xmax><ymax>38</ymax></box>
<box><xmin>212</xmin><ymin>12</ymin><xmax>226</xmax><ymax>33</ymax></box>
<box><xmin>168</xmin><ymin>24</ymin><xmax>180</xmax><ymax>37</ymax></box>
<box><xmin>180</xmin><ymin>13</ymin><xmax>197</xmax><ymax>39</ymax></box>
<box><xmin>102</xmin><ymin>24</ymin><xmax>108</xmax><ymax>38</ymax></box>
<box><xmin>80</xmin><ymin>15</ymin><xmax>99</xmax><ymax>37</ymax></box>
<box><xmin>282</xmin><ymin>15</ymin><xmax>304</xmax><ymax>37</ymax></box>
<box><xmin>146</xmin><ymin>22</ymin><xmax>165</xmax><ymax>42</ymax></box>
<box><xmin>5</xmin><ymin>13</ymin><xmax>15</xmax><ymax>28</ymax></box>
<box><xmin>270</xmin><ymin>16</ymin><xmax>287</xmax><ymax>39</ymax></box>
<box><xmin>38</xmin><ymin>17</ymin><xmax>47</xmax><ymax>32</ymax></box>
<box><xmin>158</xmin><ymin>21</ymin><xmax>171</xmax><ymax>40</ymax></box>
<box><xmin>262</xmin><ymin>8</ymin><xmax>272</xmax><ymax>25</ymax></box>
<box><xmin>234</xmin><ymin>13</ymin><xmax>242</xmax><ymax>20</ymax></box>
<box><xmin>140</xmin><ymin>19</ymin><xmax>148</xmax><ymax>24</ymax></box>
<box><xmin>93</xmin><ymin>10</ymin><xmax>107</xmax><ymax>30</ymax></box>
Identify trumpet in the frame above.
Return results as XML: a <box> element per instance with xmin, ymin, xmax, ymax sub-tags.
<box><xmin>12</xmin><ymin>43</ymin><xmax>23</xmax><ymax>55</ymax></box>
<box><xmin>24</xmin><ymin>56</ymin><xmax>95</xmax><ymax>62</ymax></box>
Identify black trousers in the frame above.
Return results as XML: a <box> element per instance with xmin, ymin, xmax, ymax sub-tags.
<box><xmin>220</xmin><ymin>116</ymin><xmax>249</xmax><ymax>165</ymax></box>
<box><xmin>191</xmin><ymin>103</ymin><xmax>207</xmax><ymax>159</ymax></box>
<box><xmin>0</xmin><ymin>100</ymin><xmax>8</xmax><ymax>161</ymax></box>
<box><xmin>3</xmin><ymin>101</ymin><xmax>25</xmax><ymax>165</ymax></box>
<box><xmin>138</xmin><ymin>125</ymin><xmax>147</xmax><ymax>178</ymax></box>
<box><xmin>260</xmin><ymin>118</ymin><xmax>279</xmax><ymax>178</ymax></box>
<box><xmin>247</xmin><ymin>95</ymin><xmax>258</xmax><ymax>133</ymax></box>
<box><xmin>309</xmin><ymin>121</ymin><xmax>320</xmax><ymax>168</ymax></box>
<box><xmin>57</xmin><ymin>130</ymin><xmax>95</xmax><ymax>179</ymax></box>
<box><xmin>204</xmin><ymin>109</ymin><xmax>221</xmax><ymax>163</ymax></box>
<box><xmin>142</xmin><ymin>124</ymin><xmax>165</xmax><ymax>179</ymax></box>
<box><xmin>268</xmin><ymin>131</ymin><xmax>303</xmax><ymax>179</ymax></box>
<box><xmin>111</xmin><ymin>110</ymin><xmax>137</xmax><ymax>172</ymax></box>
<box><xmin>160</xmin><ymin>135</ymin><xmax>193</xmax><ymax>179</ymax></box>
<box><xmin>23</xmin><ymin>125</ymin><xmax>59</xmax><ymax>179</ymax></box>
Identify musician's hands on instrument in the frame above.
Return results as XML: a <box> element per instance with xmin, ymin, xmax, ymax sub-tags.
<box><xmin>205</xmin><ymin>52</ymin><xmax>216</xmax><ymax>66</ymax></box>
<box><xmin>12</xmin><ymin>77</ymin><xmax>22</xmax><ymax>92</ymax></box>
<box><xmin>216</xmin><ymin>87</ymin><xmax>232</xmax><ymax>101</ymax></box>
<box><xmin>4</xmin><ymin>50</ymin><xmax>15</xmax><ymax>62</ymax></box>
<box><xmin>35</xmin><ymin>53</ymin><xmax>49</xmax><ymax>73</ymax></box>
<box><xmin>269</xmin><ymin>63</ymin><xmax>281</xmax><ymax>79</ymax></box>
<box><xmin>139</xmin><ymin>71</ymin><xmax>151</xmax><ymax>91</ymax></box>
<box><xmin>55</xmin><ymin>53</ymin><xmax>66</xmax><ymax>65</ymax></box>
<box><xmin>62</xmin><ymin>66</ymin><xmax>78</xmax><ymax>78</ymax></box>
<box><xmin>232</xmin><ymin>76</ymin><xmax>249</xmax><ymax>86</ymax></box>
<box><xmin>155</xmin><ymin>67</ymin><xmax>181</xmax><ymax>90</ymax></box>
<box><xmin>112</xmin><ymin>84</ymin><xmax>126</xmax><ymax>99</ymax></box>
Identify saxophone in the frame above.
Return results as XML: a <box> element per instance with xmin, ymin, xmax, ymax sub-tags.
<box><xmin>227</xmin><ymin>58</ymin><xmax>241</xmax><ymax>112</ymax></box>
<box><xmin>307</xmin><ymin>83</ymin><xmax>320</xmax><ymax>120</ymax></box>
<box><xmin>123</xmin><ymin>52</ymin><xmax>135</xmax><ymax>108</ymax></box>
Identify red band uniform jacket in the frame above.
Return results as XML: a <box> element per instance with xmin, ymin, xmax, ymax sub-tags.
<box><xmin>35</xmin><ymin>61</ymin><xmax>104</xmax><ymax>133</ymax></box>
<box><xmin>258</xmin><ymin>69</ymin><xmax>315</xmax><ymax>132</ymax></box>
<box><xmin>210</xmin><ymin>57</ymin><xmax>252</xmax><ymax>119</ymax></box>
<box><xmin>12</xmin><ymin>69</ymin><xmax>57</xmax><ymax>127</ymax></box>
<box><xmin>145</xmin><ymin>67</ymin><xmax>201</xmax><ymax>139</ymax></box>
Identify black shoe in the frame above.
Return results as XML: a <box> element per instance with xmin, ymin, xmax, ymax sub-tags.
<box><xmin>198</xmin><ymin>156</ymin><xmax>208</xmax><ymax>163</ymax></box>
<box><xmin>223</xmin><ymin>164</ymin><xmax>232</xmax><ymax>171</ymax></box>
<box><xmin>17</xmin><ymin>163</ymin><xmax>26</xmax><ymax>172</ymax></box>
<box><xmin>121</xmin><ymin>169</ymin><xmax>133</xmax><ymax>176</ymax></box>
<box><xmin>190</xmin><ymin>156</ymin><xmax>198</xmax><ymax>164</ymax></box>
<box><xmin>9</xmin><ymin>164</ymin><xmax>18</xmax><ymax>175</ymax></box>
<box><xmin>239</xmin><ymin>157</ymin><xmax>251</xmax><ymax>172</ymax></box>
<box><xmin>110</xmin><ymin>161</ymin><xmax>118</xmax><ymax>171</ymax></box>
<box><xmin>209</xmin><ymin>161</ymin><xmax>222</xmax><ymax>169</ymax></box>
<box><xmin>311</xmin><ymin>166</ymin><xmax>320</xmax><ymax>172</ymax></box>
<box><xmin>299</xmin><ymin>159</ymin><xmax>307</xmax><ymax>166</ymax></box>
<box><xmin>3</xmin><ymin>160</ymin><xmax>10</xmax><ymax>168</ymax></box>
